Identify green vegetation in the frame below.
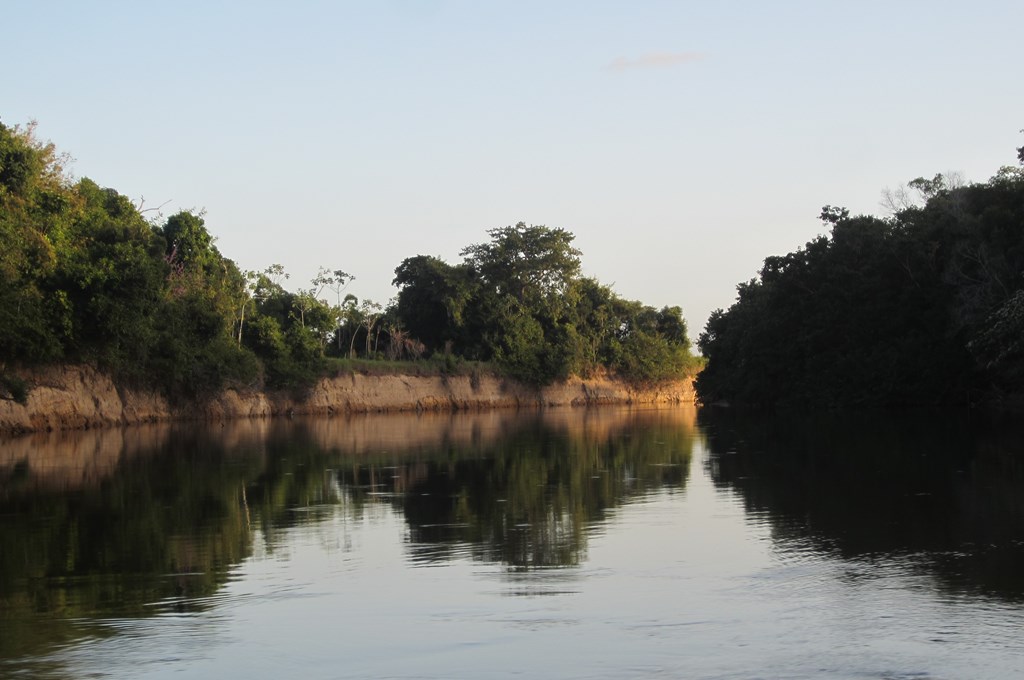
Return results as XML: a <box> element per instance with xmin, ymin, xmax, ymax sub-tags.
<box><xmin>393</xmin><ymin>223</ymin><xmax>698</xmax><ymax>384</ymax></box>
<box><xmin>697</xmin><ymin>143</ymin><xmax>1024</xmax><ymax>407</ymax></box>
<box><xmin>0</xmin><ymin>120</ymin><xmax>696</xmax><ymax>399</ymax></box>
<box><xmin>0</xmin><ymin>121</ymin><xmax>260</xmax><ymax>399</ymax></box>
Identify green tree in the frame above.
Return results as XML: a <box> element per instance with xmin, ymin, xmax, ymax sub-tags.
<box><xmin>392</xmin><ymin>255</ymin><xmax>477</xmax><ymax>353</ymax></box>
<box><xmin>460</xmin><ymin>223</ymin><xmax>583</xmax><ymax>382</ymax></box>
<box><xmin>316</xmin><ymin>267</ymin><xmax>354</xmax><ymax>353</ymax></box>
<box><xmin>162</xmin><ymin>211</ymin><xmax>217</xmax><ymax>269</ymax></box>
<box><xmin>2</xmin><ymin>117</ymin><xmax>696</xmax><ymax>395</ymax></box>
<box><xmin>0</xmin><ymin>121</ymin><xmax>71</xmax><ymax>362</ymax></box>
<box><xmin>460</xmin><ymin>222</ymin><xmax>581</xmax><ymax>313</ymax></box>
<box><xmin>697</xmin><ymin>142</ymin><xmax>1024</xmax><ymax>407</ymax></box>
<box><xmin>54</xmin><ymin>179</ymin><xmax>167</xmax><ymax>374</ymax></box>
<box><xmin>391</xmin><ymin>223</ymin><xmax>695</xmax><ymax>385</ymax></box>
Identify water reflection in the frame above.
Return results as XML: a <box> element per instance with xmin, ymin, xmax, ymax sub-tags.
<box><xmin>0</xmin><ymin>406</ymin><xmax>695</xmax><ymax>666</ymax></box>
<box><xmin>5</xmin><ymin>406</ymin><xmax>1024</xmax><ymax>679</ymax></box>
<box><xmin>698</xmin><ymin>407</ymin><xmax>1024</xmax><ymax>601</ymax></box>
<box><xmin>245</xmin><ymin>407</ymin><xmax>695</xmax><ymax>568</ymax></box>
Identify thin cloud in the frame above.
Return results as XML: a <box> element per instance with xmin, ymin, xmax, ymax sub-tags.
<box><xmin>606</xmin><ymin>51</ymin><xmax>704</xmax><ymax>71</ymax></box>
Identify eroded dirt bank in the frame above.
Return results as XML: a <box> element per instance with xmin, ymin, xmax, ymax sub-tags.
<box><xmin>0</xmin><ymin>365</ymin><xmax>696</xmax><ymax>435</ymax></box>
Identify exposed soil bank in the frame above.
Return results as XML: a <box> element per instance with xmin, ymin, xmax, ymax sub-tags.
<box><xmin>0</xmin><ymin>365</ymin><xmax>696</xmax><ymax>435</ymax></box>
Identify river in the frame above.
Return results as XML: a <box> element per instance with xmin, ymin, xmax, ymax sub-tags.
<box><xmin>1</xmin><ymin>406</ymin><xmax>1023</xmax><ymax>679</ymax></box>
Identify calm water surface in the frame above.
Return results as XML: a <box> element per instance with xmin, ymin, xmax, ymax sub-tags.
<box><xmin>2</xmin><ymin>406</ymin><xmax>1023</xmax><ymax>679</ymax></box>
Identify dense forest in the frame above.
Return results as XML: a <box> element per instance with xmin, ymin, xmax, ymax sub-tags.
<box><xmin>0</xmin><ymin>120</ymin><xmax>697</xmax><ymax>402</ymax></box>
<box><xmin>697</xmin><ymin>142</ymin><xmax>1024</xmax><ymax>408</ymax></box>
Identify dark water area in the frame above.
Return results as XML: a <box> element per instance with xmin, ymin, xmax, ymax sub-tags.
<box><xmin>1</xmin><ymin>406</ymin><xmax>1023</xmax><ymax>679</ymax></box>
<box><xmin>698</xmin><ymin>408</ymin><xmax>1024</xmax><ymax>602</ymax></box>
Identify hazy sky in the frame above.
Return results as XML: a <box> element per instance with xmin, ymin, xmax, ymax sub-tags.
<box><xmin>5</xmin><ymin>0</ymin><xmax>1023</xmax><ymax>336</ymax></box>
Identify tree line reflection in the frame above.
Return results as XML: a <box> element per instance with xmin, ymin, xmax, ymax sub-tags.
<box><xmin>259</xmin><ymin>407</ymin><xmax>696</xmax><ymax>567</ymax></box>
<box><xmin>698</xmin><ymin>407</ymin><xmax>1024</xmax><ymax>601</ymax></box>
<box><xmin>9</xmin><ymin>402</ymin><xmax>1021</xmax><ymax>670</ymax></box>
<box><xmin>0</xmin><ymin>407</ymin><xmax>696</xmax><ymax>663</ymax></box>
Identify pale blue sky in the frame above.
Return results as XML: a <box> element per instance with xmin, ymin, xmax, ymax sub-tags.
<box><xmin>5</xmin><ymin>0</ymin><xmax>1022</xmax><ymax>336</ymax></box>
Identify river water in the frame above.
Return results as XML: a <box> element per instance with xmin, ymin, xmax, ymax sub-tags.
<box><xmin>1</xmin><ymin>406</ymin><xmax>1023</xmax><ymax>679</ymax></box>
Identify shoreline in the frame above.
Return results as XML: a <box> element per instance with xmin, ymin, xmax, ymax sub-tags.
<box><xmin>0</xmin><ymin>364</ymin><xmax>697</xmax><ymax>435</ymax></box>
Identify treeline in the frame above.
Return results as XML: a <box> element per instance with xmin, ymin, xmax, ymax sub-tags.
<box><xmin>0</xmin><ymin>121</ymin><xmax>696</xmax><ymax>401</ymax></box>
<box><xmin>697</xmin><ymin>143</ymin><xmax>1024</xmax><ymax>408</ymax></box>
<box><xmin>392</xmin><ymin>224</ymin><xmax>696</xmax><ymax>384</ymax></box>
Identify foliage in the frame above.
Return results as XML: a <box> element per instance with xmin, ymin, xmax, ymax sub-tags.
<box><xmin>0</xmin><ymin>120</ymin><xmax>70</xmax><ymax>363</ymax></box>
<box><xmin>393</xmin><ymin>223</ymin><xmax>696</xmax><ymax>385</ymax></box>
<box><xmin>460</xmin><ymin>222</ymin><xmax>581</xmax><ymax>309</ymax></box>
<box><xmin>697</xmin><ymin>145</ymin><xmax>1024</xmax><ymax>407</ymax></box>
<box><xmin>392</xmin><ymin>255</ymin><xmax>476</xmax><ymax>351</ymax></box>
<box><xmin>967</xmin><ymin>290</ymin><xmax>1024</xmax><ymax>392</ymax></box>
<box><xmin>0</xmin><ymin>121</ymin><xmax>259</xmax><ymax>399</ymax></box>
<box><xmin>0</xmin><ymin>122</ymin><xmax>694</xmax><ymax>395</ymax></box>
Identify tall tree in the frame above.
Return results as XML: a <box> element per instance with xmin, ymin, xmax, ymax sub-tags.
<box><xmin>0</xmin><ymin>121</ymin><xmax>71</xmax><ymax>362</ymax></box>
<box><xmin>460</xmin><ymin>222</ymin><xmax>581</xmax><ymax>312</ymax></box>
<box><xmin>392</xmin><ymin>255</ymin><xmax>477</xmax><ymax>353</ymax></box>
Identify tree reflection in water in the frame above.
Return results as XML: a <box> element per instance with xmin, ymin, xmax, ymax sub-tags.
<box><xmin>270</xmin><ymin>407</ymin><xmax>696</xmax><ymax>568</ymax></box>
<box><xmin>0</xmin><ymin>406</ymin><xmax>696</xmax><ymax>663</ymax></box>
<box><xmin>698</xmin><ymin>407</ymin><xmax>1024</xmax><ymax>601</ymax></box>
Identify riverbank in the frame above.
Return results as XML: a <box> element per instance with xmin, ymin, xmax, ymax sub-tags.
<box><xmin>0</xmin><ymin>364</ymin><xmax>697</xmax><ymax>435</ymax></box>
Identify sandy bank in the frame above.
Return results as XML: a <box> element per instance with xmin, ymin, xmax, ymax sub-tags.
<box><xmin>0</xmin><ymin>365</ymin><xmax>696</xmax><ymax>434</ymax></box>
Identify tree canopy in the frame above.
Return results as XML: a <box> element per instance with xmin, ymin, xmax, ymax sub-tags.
<box><xmin>696</xmin><ymin>145</ymin><xmax>1024</xmax><ymax>408</ymax></box>
<box><xmin>393</xmin><ymin>223</ymin><xmax>696</xmax><ymax>384</ymax></box>
<box><xmin>0</xmin><ymin>122</ymin><xmax>696</xmax><ymax>400</ymax></box>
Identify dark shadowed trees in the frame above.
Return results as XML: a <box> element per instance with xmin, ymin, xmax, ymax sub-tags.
<box><xmin>392</xmin><ymin>255</ymin><xmax>477</xmax><ymax>353</ymax></box>
<box><xmin>697</xmin><ymin>144</ymin><xmax>1024</xmax><ymax>407</ymax></box>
